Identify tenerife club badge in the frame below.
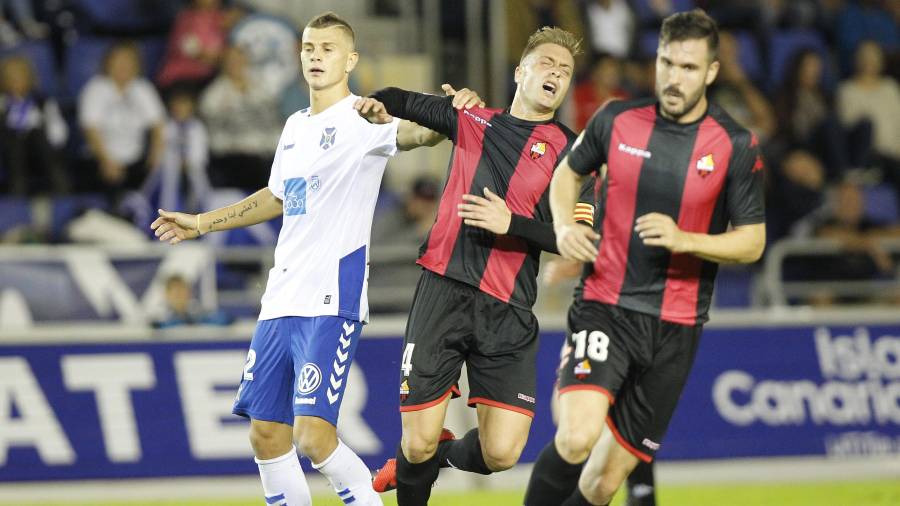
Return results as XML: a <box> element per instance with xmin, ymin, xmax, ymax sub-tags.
<box><xmin>320</xmin><ymin>126</ymin><xmax>337</xmax><ymax>150</ymax></box>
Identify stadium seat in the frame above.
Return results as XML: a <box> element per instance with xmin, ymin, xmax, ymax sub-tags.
<box><xmin>50</xmin><ymin>194</ymin><xmax>108</xmax><ymax>241</ymax></box>
<box><xmin>63</xmin><ymin>36</ymin><xmax>113</xmax><ymax>100</ymax></box>
<box><xmin>638</xmin><ymin>29</ymin><xmax>660</xmax><ymax>58</ymax></box>
<box><xmin>733</xmin><ymin>30</ymin><xmax>763</xmax><ymax>85</ymax></box>
<box><xmin>69</xmin><ymin>0</ymin><xmax>173</xmax><ymax>32</ymax></box>
<box><xmin>864</xmin><ymin>184</ymin><xmax>899</xmax><ymax>225</ymax></box>
<box><xmin>768</xmin><ymin>29</ymin><xmax>834</xmax><ymax>92</ymax></box>
<box><xmin>632</xmin><ymin>0</ymin><xmax>696</xmax><ymax>25</ymax></box>
<box><xmin>0</xmin><ymin>41</ymin><xmax>59</xmax><ymax>97</ymax></box>
<box><xmin>140</xmin><ymin>37</ymin><xmax>167</xmax><ymax>79</ymax></box>
<box><xmin>0</xmin><ymin>198</ymin><xmax>32</xmax><ymax>235</ymax></box>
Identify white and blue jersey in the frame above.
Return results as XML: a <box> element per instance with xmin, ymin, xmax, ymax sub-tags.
<box><xmin>234</xmin><ymin>94</ymin><xmax>400</xmax><ymax>426</ymax></box>
<box><xmin>260</xmin><ymin>93</ymin><xmax>399</xmax><ymax>323</ymax></box>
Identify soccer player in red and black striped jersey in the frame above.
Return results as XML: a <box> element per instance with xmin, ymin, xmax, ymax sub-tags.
<box><xmin>525</xmin><ymin>10</ymin><xmax>766</xmax><ymax>506</ymax></box>
<box><xmin>357</xmin><ymin>27</ymin><xmax>583</xmax><ymax>505</ymax></box>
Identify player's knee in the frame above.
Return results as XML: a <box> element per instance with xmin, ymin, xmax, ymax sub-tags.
<box><xmin>249</xmin><ymin>422</ymin><xmax>292</xmax><ymax>459</ymax></box>
<box><xmin>401</xmin><ymin>433</ymin><xmax>439</xmax><ymax>464</ymax></box>
<box><xmin>480</xmin><ymin>436</ymin><xmax>524</xmax><ymax>472</ymax></box>
<box><xmin>293</xmin><ymin>421</ymin><xmax>336</xmax><ymax>462</ymax></box>
<box><xmin>583</xmin><ymin>469</ymin><xmax>627</xmax><ymax>503</ymax></box>
<box><xmin>555</xmin><ymin>429</ymin><xmax>596</xmax><ymax>464</ymax></box>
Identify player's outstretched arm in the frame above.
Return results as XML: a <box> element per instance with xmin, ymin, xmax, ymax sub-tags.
<box><xmin>151</xmin><ymin>187</ymin><xmax>283</xmax><ymax>245</ymax></box>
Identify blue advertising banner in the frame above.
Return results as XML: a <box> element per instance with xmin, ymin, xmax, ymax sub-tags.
<box><xmin>1</xmin><ymin>324</ymin><xmax>898</xmax><ymax>482</ymax></box>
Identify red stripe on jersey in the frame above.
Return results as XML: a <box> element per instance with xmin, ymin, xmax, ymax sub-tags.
<box><xmin>478</xmin><ymin>124</ymin><xmax>566</xmax><ymax>302</ymax></box>
<box><xmin>418</xmin><ymin>108</ymin><xmax>502</xmax><ymax>275</ymax></box>
<box><xmin>584</xmin><ymin>105</ymin><xmax>656</xmax><ymax>304</ymax></box>
<box><xmin>660</xmin><ymin>116</ymin><xmax>732</xmax><ymax>325</ymax></box>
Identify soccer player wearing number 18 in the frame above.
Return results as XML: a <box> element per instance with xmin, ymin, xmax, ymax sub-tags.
<box><xmin>525</xmin><ymin>10</ymin><xmax>766</xmax><ymax>506</ymax></box>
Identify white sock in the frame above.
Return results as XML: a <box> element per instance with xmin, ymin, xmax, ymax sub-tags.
<box><xmin>255</xmin><ymin>446</ymin><xmax>312</xmax><ymax>506</ymax></box>
<box><xmin>313</xmin><ymin>439</ymin><xmax>383</xmax><ymax>505</ymax></box>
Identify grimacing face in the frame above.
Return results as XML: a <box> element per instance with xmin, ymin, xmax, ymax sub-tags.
<box><xmin>300</xmin><ymin>25</ymin><xmax>357</xmax><ymax>91</ymax></box>
<box><xmin>515</xmin><ymin>43</ymin><xmax>575</xmax><ymax>114</ymax></box>
<box><xmin>655</xmin><ymin>38</ymin><xmax>719</xmax><ymax>121</ymax></box>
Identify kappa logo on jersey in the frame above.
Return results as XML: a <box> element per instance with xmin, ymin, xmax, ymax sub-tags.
<box><xmin>642</xmin><ymin>438</ymin><xmax>661</xmax><ymax>451</ymax></box>
<box><xmin>530</xmin><ymin>142</ymin><xmax>547</xmax><ymax>160</ymax></box>
<box><xmin>463</xmin><ymin>109</ymin><xmax>492</xmax><ymax>127</ymax></box>
<box><xmin>283</xmin><ymin>177</ymin><xmax>307</xmax><ymax>216</ymax></box>
<box><xmin>696</xmin><ymin>154</ymin><xmax>715</xmax><ymax>177</ymax></box>
<box><xmin>574</xmin><ymin>359</ymin><xmax>592</xmax><ymax>380</ymax></box>
<box><xmin>297</xmin><ymin>363</ymin><xmax>322</xmax><ymax>394</ymax></box>
<box><xmin>320</xmin><ymin>126</ymin><xmax>337</xmax><ymax>149</ymax></box>
<box><xmin>618</xmin><ymin>142</ymin><xmax>652</xmax><ymax>159</ymax></box>
<box><xmin>310</xmin><ymin>175</ymin><xmax>321</xmax><ymax>191</ymax></box>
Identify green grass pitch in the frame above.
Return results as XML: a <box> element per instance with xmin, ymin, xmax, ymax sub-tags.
<box><xmin>10</xmin><ymin>480</ymin><xmax>900</xmax><ymax>506</ymax></box>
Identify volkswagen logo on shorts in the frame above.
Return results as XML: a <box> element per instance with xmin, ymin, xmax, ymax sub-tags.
<box><xmin>297</xmin><ymin>363</ymin><xmax>322</xmax><ymax>394</ymax></box>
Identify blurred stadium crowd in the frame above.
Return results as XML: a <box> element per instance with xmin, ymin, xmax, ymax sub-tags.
<box><xmin>0</xmin><ymin>0</ymin><xmax>899</xmax><ymax>314</ymax></box>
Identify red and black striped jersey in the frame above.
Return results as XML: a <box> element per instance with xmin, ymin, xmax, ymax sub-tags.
<box><xmin>569</xmin><ymin>98</ymin><xmax>765</xmax><ymax>325</ymax></box>
<box><xmin>373</xmin><ymin>88</ymin><xmax>578</xmax><ymax>309</ymax></box>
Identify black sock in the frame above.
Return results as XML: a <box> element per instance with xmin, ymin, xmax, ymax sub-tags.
<box><xmin>626</xmin><ymin>461</ymin><xmax>656</xmax><ymax>506</ymax></box>
<box><xmin>435</xmin><ymin>428</ymin><xmax>493</xmax><ymax>475</ymax></box>
<box><xmin>524</xmin><ymin>441</ymin><xmax>584</xmax><ymax>506</ymax></box>
<box><xmin>395</xmin><ymin>444</ymin><xmax>440</xmax><ymax>506</ymax></box>
<box><xmin>561</xmin><ymin>487</ymin><xmax>606</xmax><ymax>506</ymax></box>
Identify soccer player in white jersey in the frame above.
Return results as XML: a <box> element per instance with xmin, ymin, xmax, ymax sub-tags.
<box><xmin>151</xmin><ymin>11</ymin><xmax>481</xmax><ymax>506</ymax></box>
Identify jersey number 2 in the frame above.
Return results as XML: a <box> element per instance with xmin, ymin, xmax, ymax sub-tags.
<box><xmin>243</xmin><ymin>349</ymin><xmax>257</xmax><ymax>381</ymax></box>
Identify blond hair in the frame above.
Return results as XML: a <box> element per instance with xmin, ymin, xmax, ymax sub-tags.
<box><xmin>519</xmin><ymin>26</ymin><xmax>583</xmax><ymax>63</ymax></box>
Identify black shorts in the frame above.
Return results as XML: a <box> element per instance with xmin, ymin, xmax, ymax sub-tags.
<box><xmin>557</xmin><ymin>300</ymin><xmax>702</xmax><ymax>462</ymax></box>
<box><xmin>399</xmin><ymin>269</ymin><xmax>539</xmax><ymax>417</ymax></box>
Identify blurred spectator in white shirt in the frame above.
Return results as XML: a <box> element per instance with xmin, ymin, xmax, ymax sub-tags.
<box><xmin>79</xmin><ymin>41</ymin><xmax>165</xmax><ymax>205</ymax></box>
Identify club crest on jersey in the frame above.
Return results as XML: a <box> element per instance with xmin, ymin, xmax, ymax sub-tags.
<box><xmin>310</xmin><ymin>175</ymin><xmax>321</xmax><ymax>191</ymax></box>
<box><xmin>574</xmin><ymin>359</ymin><xmax>592</xmax><ymax>380</ymax></box>
<box><xmin>320</xmin><ymin>127</ymin><xmax>337</xmax><ymax>150</ymax></box>
<box><xmin>696</xmin><ymin>154</ymin><xmax>715</xmax><ymax>177</ymax></box>
<box><xmin>400</xmin><ymin>379</ymin><xmax>410</xmax><ymax>402</ymax></box>
<box><xmin>530</xmin><ymin>141</ymin><xmax>547</xmax><ymax>160</ymax></box>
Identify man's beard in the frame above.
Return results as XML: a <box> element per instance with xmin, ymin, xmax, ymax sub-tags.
<box><xmin>658</xmin><ymin>84</ymin><xmax>704</xmax><ymax>120</ymax></box>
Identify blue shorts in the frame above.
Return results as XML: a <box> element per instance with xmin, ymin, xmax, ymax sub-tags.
<box><xmin>232</xmin><ymin>315</ymin><xmax>363</xmax><ymax>426</ymax></box>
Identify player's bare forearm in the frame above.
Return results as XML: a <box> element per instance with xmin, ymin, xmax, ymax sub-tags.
<box><xmin>550</xmin><ymin>160</ymin><xmax>598</xmax><ymax>262</ymax></box>
<box><xmin>550</xmin><ymin>161</ymin><xmax>586</xmax><ymax>232</ymax></box>
<box><xmin>681</xmin><ymin>223</ymin><xmax>766</xmax><ymax>264</ymax></box>
<box><xmin>199</xmin><ymin>188</ymin><xmax>283</xmax><ymax>234</ymax></box>
<box><xmin>397</xmin><ymin>120</ymin><xmax>445</xmax><ymax>151</ymax></box>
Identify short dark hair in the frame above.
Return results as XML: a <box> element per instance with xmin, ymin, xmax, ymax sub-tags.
<box><xmin>306</xmin><ymin>11</ymin><xmax>355</xmax><ymax>47</ymax></box>
<box><xmin>660</xmin><ymin>9</ymin><xmax>719</xmax><ymax>61</ymax></box>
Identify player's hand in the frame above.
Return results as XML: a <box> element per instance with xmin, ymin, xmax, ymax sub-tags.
<box><xmin>151</xmin><ymin>209</ymin><xmax>201</xmax><ymax>245</ymax></box>
<box><xmin>442</xmin><ymin>83</ymin><xmax>485</xmax><ymax>109</ymax></box>
<box><xmin>354</xmin><ymin>97</ymin><xmax>394</xmax><ymax>124</ymax></box>
<box><xmin>542</xmin><ymin>257</ymin><xmax>583</xmax><ymax>286</ymax></box>
<box><xmin>635</xmin><ymin>212</ymin><xmax>690</xmax><ymax>253</ymax></box>
<box><xmin>556</xmin><ymin>223</ymin><xmax>599</xmax><ymax>262</ymax></box>
<box><xmin>458</xmin><ymin>187</ymin><xmax>511</xmax><ymax>234</ymax></box>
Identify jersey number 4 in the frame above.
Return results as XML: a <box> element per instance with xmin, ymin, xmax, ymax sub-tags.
<box><xmin>571</xmin><ymin>330</ymin><xmax>610</xmax><ymax>362</ymax></box>
<box><xmin>401</xmin><ymin>344</ymin><xmax>415</xmax><ymax>377</ymax></box>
